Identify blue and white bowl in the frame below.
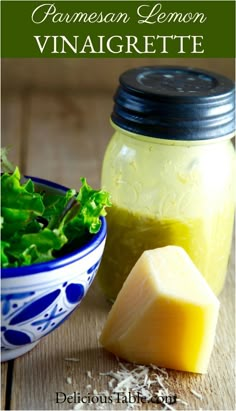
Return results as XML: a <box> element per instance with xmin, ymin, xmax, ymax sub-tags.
<box><xmin>1</xmin><ymin>177</ymin><xmax>107</xmax><ymax>362</ymax></box>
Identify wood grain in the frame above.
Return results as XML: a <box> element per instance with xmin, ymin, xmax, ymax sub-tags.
<box><xmin>1</xmin><ymin>94</ymin><xmax>23</xmax><ymax>410</ymax></box>
<box><xmin>9</xmin><ymin>250</ymin><xmax>235</xmax><ymax>411</ymax></box>
<box><xmin>1</xmin><ymin>363</ymin><xmax>8</xmax><ymax>411</ymax></box>
<box><xmin>2</xmin><ymin>91</ymin><xmax>235</xmax><ymax>411</ymax></box>
<box><xmin>24</xmin><ymin>92</ymin><xmax>112</xmax><ymax>189</ymax></box>
<box><xmin>2</xmin><ymin>58</ymin><xmax>235</xmax><ymax>92</ymax></box>
<box><xmin>1</xmin><ymin>94</ymin><xmax>23</xmax><ymax>170</ymax></box>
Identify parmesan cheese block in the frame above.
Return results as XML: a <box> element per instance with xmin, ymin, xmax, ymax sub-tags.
<box><xmin>100</xmin><ymin>246</ymin><xmax>220</xmax><ymax>374</ymax></box>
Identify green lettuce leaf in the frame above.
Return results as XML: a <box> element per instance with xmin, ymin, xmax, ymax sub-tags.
<box><xmin>6</xmin><ymin>229</ymin><xmax>67</xmax><ymax>266</ymax></box>
<box><xmin>1</xmin><ymin>241</ymin><xmax>10</xmax><ymax>268</ymax></box>
<box><xmin>1</xmin><ymin>168</ymin><xmax>45</xmax><ymax>240</ymax></box>
<box><xmin>61</xmin><ymin>178</ymin><xmax>112</xmax><ymax>236</ymax></box>
<box><xmin>1</xmin><ymin>155</ymin><xmax>112</xmax><ymax>268</ymax></box>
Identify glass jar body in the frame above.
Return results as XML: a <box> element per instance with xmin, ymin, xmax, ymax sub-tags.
<box><xmin>98</xmin><ymin>126</ymin><xmax>235</xmax><ymax>302</ymax></box>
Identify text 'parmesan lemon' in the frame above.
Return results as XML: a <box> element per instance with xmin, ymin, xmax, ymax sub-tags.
<box><xmin>100</xmin><ymin>246</ymin><xmax>220</xmax><ymax>374</ymax></box>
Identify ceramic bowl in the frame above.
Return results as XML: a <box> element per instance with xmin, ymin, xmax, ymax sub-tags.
<box><xmin>1</xmin><ymin>177</ymin><xmax>107</xmax><ymax>362</ymax></box>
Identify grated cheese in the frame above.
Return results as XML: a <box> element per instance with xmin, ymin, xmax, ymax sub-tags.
<box><xmin>64</xmin><ymin>357</ymin><xmax>80</xmax><ymax>362</ymax></box>
<box><xmin>98</xmin><ymin>361</ymin><xmax>180</xmax><ymax>410</ymax></box>
<box><xmin>176</xmin><ymin>398</ymin><xmax>189</xmax><ymax>406</ymax></box>
<box><xmin>70</xmin><ymin>358</ymin><xmax>202</xmax><ymax>410</ymax></box>
<box><xmin>87</xmin><ymin>370</ymin><xmax>93</xmax><ymax>379</ymax></box>
<box><xmin>190</xmin><ymin>388</ymin><xmax>203</xmax><ymax>400</ymax></box>
<box><xmin>73</xmin><ymin>403</ymin><xmax>85</xmax><ymax>410</ymax></box>
<box><xmin>108</xmin><ymin>378</ymin><xmax>115</xmax><ymax>388</ymax></box>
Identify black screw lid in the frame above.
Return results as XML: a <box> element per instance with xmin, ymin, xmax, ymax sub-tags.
<box><xmin>111</xmin><ymin>66</ymin><xmax>235</xmax><ymax>140</ymax></box>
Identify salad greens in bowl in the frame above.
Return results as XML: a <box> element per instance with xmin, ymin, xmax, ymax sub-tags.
<box><xmin>1</xmin><ymin>149</ymin><xmax>111</xmax><ymax>361</ymax></box>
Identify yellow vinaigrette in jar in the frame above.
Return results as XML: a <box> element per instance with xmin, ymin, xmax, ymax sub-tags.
<box><xmin>98</xmin><ymin>66</ymin><xmax>235</xmax><ymax>302</ymax></box>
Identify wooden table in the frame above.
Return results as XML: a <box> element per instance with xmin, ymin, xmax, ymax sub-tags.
<box><xmin>2</xmin><ymin>91</ymin><xmax>235</xmax><ymax>411</ymax></box>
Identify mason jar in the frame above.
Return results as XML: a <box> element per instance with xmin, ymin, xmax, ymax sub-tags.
<box><xmin>98</xmin><ymin>66</ymin><xmax>235</xmax><ymax>302</ymax></box>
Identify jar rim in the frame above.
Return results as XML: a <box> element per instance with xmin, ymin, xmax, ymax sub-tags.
<box><xmin>110</xmin><ymin>120</ymin><xmax>235</xmax><ymax>146</ymax></box>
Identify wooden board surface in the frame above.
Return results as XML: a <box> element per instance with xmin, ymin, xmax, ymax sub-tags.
<box><xmin>1</xmin><ymin>363</ymin><xmax>8</xmax><ymax>411</ymax></box>
<box><xmin>2</xmin><ymin>58</ymin><xmax>235</xmax><ymax>92</ymax></box>
<box><xmin>1</xmin><ymin>91</ymin><xmax>235</xmax><ymax>411</ymax></box>
<box><xmin>1</xmin><ymin>94</ymin><xmax>22</xmax><ymax>411</ymax></box>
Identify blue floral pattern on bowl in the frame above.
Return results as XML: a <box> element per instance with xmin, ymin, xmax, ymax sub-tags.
<box><xmin>1</xmin><ymin>177</ymin><xmax>106</xmax><ymax>362</ymax></box>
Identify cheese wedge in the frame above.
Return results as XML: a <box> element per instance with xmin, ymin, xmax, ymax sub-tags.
<box><xmin>100</xmin><ymin>246</ymin><xmax>220</xmax><ymax>373</ymax></box>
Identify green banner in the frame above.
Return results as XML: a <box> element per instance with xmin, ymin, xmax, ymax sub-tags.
<box><xmin>1</xmin><ymin>1</ymin><xmax>235</xmax><ymax>58</ymax></box>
